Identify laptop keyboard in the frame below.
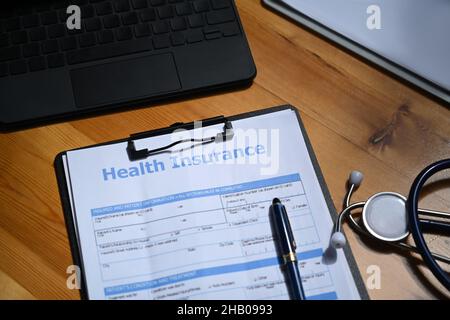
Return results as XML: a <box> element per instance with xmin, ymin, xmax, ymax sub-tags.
<box><xmin>0</xmin><ymin>0</ymin><xmax>241</xmax><ymax>77</ymax></box>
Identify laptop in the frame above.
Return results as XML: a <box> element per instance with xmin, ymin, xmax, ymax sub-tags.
<box><xmin>0</xmin><ymin>0</ymin><xmax>256</xmax><ymax>130</ymax></box>
<box><xmin>263</xmin><ymin>0</ymin><xmax>450</xmax><ymax>104</ymax></box>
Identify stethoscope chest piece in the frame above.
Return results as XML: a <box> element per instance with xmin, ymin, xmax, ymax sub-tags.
<box><xmin>362</xmin><ymin>192</ymin><xmax>410</xmax><ymax>242</ymax></box>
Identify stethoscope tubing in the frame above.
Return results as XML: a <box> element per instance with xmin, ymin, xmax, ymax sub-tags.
<box><xmin>420</xmin><ymin>219</ymin><xmax>450</xmax><ymax>234</ymax></box>
<box><xmin>407</xmin><ymin>159</ymin><xmax>450</xmax><ymax>291</ymax></box>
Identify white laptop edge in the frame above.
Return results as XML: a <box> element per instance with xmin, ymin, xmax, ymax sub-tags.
<box><xmin>262</xmin><ymin>0</ymin><xmax>450</xmax><ymax>104</ymax></box>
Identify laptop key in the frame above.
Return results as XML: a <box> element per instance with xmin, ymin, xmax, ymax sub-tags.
<box><xmin>222</xmin><ymin>22</ymin><xmax>240</xmax><ymax>36</ymax></box>
<box><xmin>23</xmin><ymin>43</ymin><xmax>41</xmax><ymax>57</ymax></box>
<box><xmin>206</xmin><ymin>8</ymin><xmax>235</xmax><ymax>25</ymax></box>
<box><xmin>79</xmin><ymin>33</ymin><xmax>97</xmax><ymax>47</ymax></box>
<box><xmin>0</xmin><ymin>46</ymin><xmax>21</xmax><ymax>62</ymax></box>
<box><xmin>150</xmin><ymin>0</ymin><xmax>166</xmax><ymax>6</ymax></box>
<box><xmin>11</xmin><ymin>31</ymin><xmax>28</xmax><ymax>45</ymax></box>
<box><xmin>157</xmin><ymin>6</ymin><xmax>174</xmax><ymax>19</ymax></box>
<box><xmin>95</xmin><ymin>2</ymin><xmax>113</xmax><ymax>16</ymax></box>
<box><xmin>85</xmin><ymin>17</ymin><xmax>102</xmax><ymax>32</ymax></box>
<box><xmin>140</xmin><ymin>8</ymin><xmax>156</xmax><ymax>22</ymax></box>
<box><xmin>203</xmin><ymin>25</ymin><xmax>220</xmax><ymax>33</ymax></box>
<box><xmin>114</xmin><ymin>0</ymin><xmax>131</xmax><ymax>13</ymax></box>
<box><xmin>186</xmin><ymin>29</ymin><xmax>203</xmax><ymax>43</ymax></box>
<box><xmin>153</xmin><ymin>21</ymin><xmax>169</xmax><ymax>34</ymax></box>
<box><xmin>116</xmin><ymin>26</ymin><xmax>133</xmax><ymax>40</ymax></box>
<box><xmin>22</xmin><ymin>14</ymin><xmax>40</xmax><ymax>28</ymax></box>
<box><xmin>176</xmin><ymin>3</ymin><xmax>192</xmax><ymax>16</ymax></box>
<box><xmin>171</xmin><ymin>32</ymin><xmax>185</xmax><ymax>46</ymax></box>
<box><xmin>193</xmin><ymin>0</ymin><xmax>210</xmax><ymax>13</ymax></box>
<box><xmin>171</xmin><ymin>17</ymin><xmax>187</xmax><ymax>31</ymax></box>
<box><xmin>103</xmin><ymin>15</ymin><xmax>121</xmax><ymax>28</ymax></box>
<box><xmin>67</xmin><ymin>26</ymin><xmax>84</xmax><ymax>36</ymax></box>
<box><xmin>42</xmin><ymin>39</ymin><xmax>59</xmax><ymax>54</ymax></box>
<box><xmin>211</xmin><ymin>0</ymin><xmax>230</xmax><ymax>10</ymax></box>
<box><xmin>153</xmin><ymin>35</ymin><xmax>170</xmax><ymax>49</ymax></box>
<box><xmin>41</xmin><ymin>11</ymin><xmax>58</xmax><ymax>25</ymax></box>
<box><xmin>28</xmin><ymin>56</ymin><xmax>46</xmax><ymax>72</ymax></box>
<box><xmin>47</xmin><ymin>53</ymin><xmax>65</xmax><ymax>68</ymax></box>
<box><xmin>188</xmin><ymin>14</ymin><xmax>204</xmax><ymax>28</ymax></box>
<box><xmin>66</xmin><ymin>38</ymin><xmax>153</xmax><ymax>64</ymax></box>
<box><xmin>205</xmin><ymin>31</ymin><xmax>221</xmax><ymax>40</ymax></box>
<box><xmin>9</xmin><ymin>60</ymin><xmax>27</xmax><ymax>75</ymax></box>
<box><xmin>30</xmin><ymin>27</ymin><xmax>47</xmax><ymax>41</ymax></box>
<box><xmin>48</xmin><ymin>24</ymin><xmax>66</xmax><ymax>39</ymax></box>
<box><xmin>134</xmin><ymin>24</ymin><xmax>151</xmax><ymax>37</ymax></box>
<box><xmin>81</xmin><ymin>5</ymin><xmax>95</xmax><ymax>18</ymax></box>
<box><xmin>61</xmin><ymin>37</ymin><xmax>78</xmax><ymax>51</ymax></box>
<box><xmin>131</xmin><ymin>0</ymin><xmax>148</xmax><ymax>9</ymax></box>
<box><xmin>122</xmin><ymin>12</ymin><xmax>139</xmax><ymax>25</ymax></box>
<box><xmin>98</xmin><ymin>29</ymin><xmax>115</xmax><ymax>43</ymax></box>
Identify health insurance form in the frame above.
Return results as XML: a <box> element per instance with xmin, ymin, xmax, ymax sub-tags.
<box><xmin>62</xmin><ymin>109</ymin><xmax>362</xmax><ymax>300</ymax></box>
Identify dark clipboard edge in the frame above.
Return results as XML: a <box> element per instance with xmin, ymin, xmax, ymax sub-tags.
<box><xmin>54</xmin><ymin>104</ymin><xmax>369</xmax><ymax>300</ymax></box>
<box><xmin>54</xmin><ymin>153</ymin><xmax>90</xmax><ymax>300</ymax></box>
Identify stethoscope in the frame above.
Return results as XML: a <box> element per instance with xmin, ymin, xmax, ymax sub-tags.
<box><xmin>330</xmin><ymin>159</ymin><xmax>450</xmax><ymax>291</ymax></box>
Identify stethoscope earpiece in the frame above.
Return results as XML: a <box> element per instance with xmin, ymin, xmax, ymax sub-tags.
<box><xmin>349</xmin><ymin>170</ymin><xmax>364</xmax><ymax>188</ymax></box>
<box><xmin>330</xmin><ymin>231</ymin><xmax>346</xmax><ymax>249</ymax></box>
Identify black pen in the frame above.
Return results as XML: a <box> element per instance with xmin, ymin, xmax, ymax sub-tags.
<box><xmin>270</xmin><ymin>198</ymin><xmax>306</xmax><ymax>300</ymax></box>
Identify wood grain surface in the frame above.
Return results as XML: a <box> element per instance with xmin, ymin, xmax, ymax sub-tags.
<box><xmin>0</xmin><ymin>0</ymin><xmax>449</xmax><ymax>299</ymax></box>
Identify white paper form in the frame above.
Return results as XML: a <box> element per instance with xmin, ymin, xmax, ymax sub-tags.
<box><xmin>63</xmin><ymin>109</ymin><xmax>361</xmax><ymax>300</ymax></box>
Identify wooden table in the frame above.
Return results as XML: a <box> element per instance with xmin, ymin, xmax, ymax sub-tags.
<box><xmin>0</xmin><ymin>0</ymin><xmax>449</xmax><ymax>300</ymax></box>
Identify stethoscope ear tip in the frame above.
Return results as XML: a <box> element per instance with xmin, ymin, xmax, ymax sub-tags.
<box><xmin>349</xmin><ymin>171</ymin><xmax>364</xmax><ymax>187</ymax></box>
<box><xmin>331</xmin><ymin>232</ymin><xmax>346</xmax><ymax>249</ymax></box>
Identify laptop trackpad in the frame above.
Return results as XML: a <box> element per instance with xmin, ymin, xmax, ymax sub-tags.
<box><xmin>71</xmin><ymin>53</ymin><xmax>181</xmax><ymax>108</ymax></box>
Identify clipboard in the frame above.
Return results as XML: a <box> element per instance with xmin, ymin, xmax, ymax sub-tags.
<box><xmin>54</xmin><ymin>105</ymin><xmax>369</xmax><ymax>300</ymax></box>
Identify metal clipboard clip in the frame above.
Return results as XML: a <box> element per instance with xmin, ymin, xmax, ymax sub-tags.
<box><xmin>126</xmin><ymin>117</ymin><xmax>234</xmax><ymax>161</ymax></box>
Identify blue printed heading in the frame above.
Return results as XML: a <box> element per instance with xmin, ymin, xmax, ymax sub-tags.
<box><xmin>102</xmin><ymin>145</ymin><xmax>266</xmax><ymax>181</ymax></box>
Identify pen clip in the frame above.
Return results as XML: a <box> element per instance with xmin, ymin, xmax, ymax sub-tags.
<box><xmin>281</xmin><ymin>204</ymin><xmax>297</xmax><ymax>250</ymax></box>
